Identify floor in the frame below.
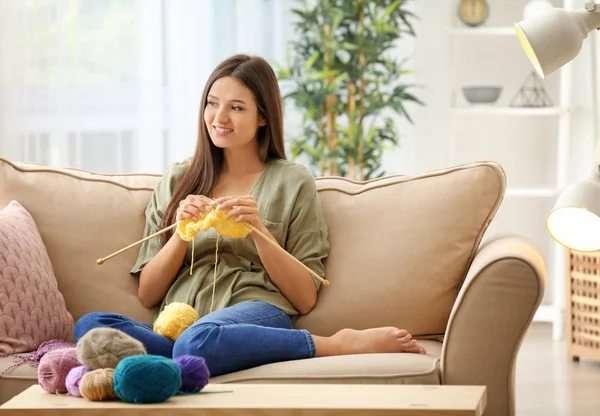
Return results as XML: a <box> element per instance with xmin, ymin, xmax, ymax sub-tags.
<box><xmin>515</xmin><ymin>323</ymin><xmax>600</xmax><ymax>415</ymax></box>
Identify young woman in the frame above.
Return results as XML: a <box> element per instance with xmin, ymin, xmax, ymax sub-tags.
<box><xmin>74</xmin><ymin>54</ymin><xmax>425</xmax><ymax>377</ymax></box>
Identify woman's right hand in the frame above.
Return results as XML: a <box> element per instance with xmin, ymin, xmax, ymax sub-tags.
<box><xmin>176</xmin><ymin>195</ymin><xmax>215</xmax><ymax>223</ymax></box>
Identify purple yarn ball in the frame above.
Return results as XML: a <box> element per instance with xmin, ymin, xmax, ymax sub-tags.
<box><xmin>173</xmin><ymin>355</ymin><xmax>210</xmax><ymax>393</ymax></box>
<box><xmin>65</xmin><ymin>365</ymin><xmax>92</xmax><ymax>397</ymax></box>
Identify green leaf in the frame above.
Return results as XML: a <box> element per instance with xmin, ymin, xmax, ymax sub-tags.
<box><xmin>383</xmin><ymin>0</ymin><xmax>403</xmax><ymax>19</ymax></box>
<box><xmin>340</xmin><ymin>42</ymin><xmax>359</xmax><ymax>51</ymax></box>
<box><xmin>306</xmin><ymin>69</ymin><xmax>340</xmax><ymax>81</ymax></box>
<box><xmin>304</xmin><ymin>51</ymin><xmax>320</xmax><ymax>71</ymax></box>
<box><xmin>328</xmin><ymin>72</ymin><xmax>349</xmax><ymax>91</ymax></box>
<box><xmin>291</xmin><ymin>8</ymin><xmax>309</xmax><ymax>21</ymax></box>
<box><xmin>331</xmin><ymin>8</ymin><xmax>344</xmax><ymax>30</ymax></box>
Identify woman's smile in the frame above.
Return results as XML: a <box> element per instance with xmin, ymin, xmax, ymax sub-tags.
<box><xmin>213</xmin><ymin>125</ymin><xmax>234</xmax><ymax>136</ymax></box>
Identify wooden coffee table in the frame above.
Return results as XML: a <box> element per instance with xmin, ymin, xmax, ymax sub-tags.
<box><xmin>0</xmin><ymin>383</ymin><xmax>486</xmax><ymax>415</ymax></box>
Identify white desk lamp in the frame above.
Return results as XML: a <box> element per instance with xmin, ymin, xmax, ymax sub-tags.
<box><xmin>515</xmin><ymin>2</ymin><xmax>600</xmax><ymax>251</ymax></box>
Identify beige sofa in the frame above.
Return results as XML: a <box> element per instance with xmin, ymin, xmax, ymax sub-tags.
<box><xmin>0</xmin><ymin>157</ymin><xmax>545</xmax><ymax>416</ymax></box>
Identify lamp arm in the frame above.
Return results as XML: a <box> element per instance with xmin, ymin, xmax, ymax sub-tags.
<box><xmin>583</xmin><ymin>2</ymin><xmax>600</xmax><ymax>32</ymax></box>
<box><xmin>587</xmin><ymin>2</ymin><xmax>600</xmax><ymax>13</ymax></box>
<box><xmin>592</xmin><ymin>31</ymin><xmax>600</xmax><ymax>165</ymax></box>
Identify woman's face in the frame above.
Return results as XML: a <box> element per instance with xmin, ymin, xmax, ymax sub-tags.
<box><xmin>204</xmin><ymin>76</ymin><xmax>266</xmax><ymax>151</ymax></box>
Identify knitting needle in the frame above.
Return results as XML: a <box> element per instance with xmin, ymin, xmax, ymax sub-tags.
<box><xmin>96</xmin><ymin>216</ymin><xmax>330</xmax><ymax>287</ymax></box>
<box><xmin>96</xmin><ymin>222</ymin><xmax>179</xmax><ymax>265</ymax></box>
<box><xmin>248</xmin><ymin>225</ymin><xmax>330</xmax><ymax>287</ymax></box>
<box><xmin>206</xmin><ymin>199</ymin><xmax>328</xmax><ymax>286</ymax></box>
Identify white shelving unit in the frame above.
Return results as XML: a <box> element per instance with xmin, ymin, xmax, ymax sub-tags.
<box><xmin>447</xmin><ymin>2</ymin><xmax>573</xmax><ymax>341</ymax></box>
<box><xmin>452</xmin><ymin>106</ymin><xmax>566</xmax><ymax>116</ymax></box>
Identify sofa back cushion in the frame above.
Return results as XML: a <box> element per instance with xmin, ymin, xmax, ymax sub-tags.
<box><xmin>0</xmin><ymin>158</ymin><xmax>504</xmax><ymax>337</ymax></box>
<box><xmin>294</xmin><ymin>162</ymin><xmax>505</xmax><ymax>337</ymax></box>
<box><xmin>0</xmin><ymin>158</ymin><xmax>159</xmax><ymax>324</ymax></box>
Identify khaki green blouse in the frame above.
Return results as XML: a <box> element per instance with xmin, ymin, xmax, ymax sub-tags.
<box><xmin>130</xmin><ymin>158</ymin><xmax>330</xmax><ymax>320</ymax></box>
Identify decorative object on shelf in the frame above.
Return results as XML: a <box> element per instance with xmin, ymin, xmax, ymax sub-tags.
<box><xmin>458</xmin><ymin>0</ymin><xmax>489</xmax><ymax>27</ymax></box>
<box><xmin>461</xmin><ymin>86</ymin><xmax>502</xmax><ymax>104</ymax></box>
<box><xmin>509</xmin><ymin>71</ymin><xmax>552</xmax><ymax>108</ymax></box>
<box><xmin>523</xmin><ymin>0</ymin><xmax>554</xmax><ymax>20</ymax></box>
<box><xmin>515</xmin><ymin>2</ymin><xmax>600</xmax><ymax>251</ymax></box>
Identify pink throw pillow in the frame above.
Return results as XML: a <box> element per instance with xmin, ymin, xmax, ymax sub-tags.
<box><xmin>0</xmin><ymin>200</ymin><xmax>74</xmax><ymax>354</ymax></box>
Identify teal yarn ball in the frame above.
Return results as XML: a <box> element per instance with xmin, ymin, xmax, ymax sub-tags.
<box><xmin>113</xmin><ymin>355</ymin><xmax>181</xmax><ymax>404</ymax></box>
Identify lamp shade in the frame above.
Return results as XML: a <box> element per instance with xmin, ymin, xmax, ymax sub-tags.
<box><xmin>547</xmin><ymin>169</ymin><xmax>600</xmax><ymax>251</ymax></box>
<box><xmin>514</xmin><ymin>6</ymin><xmax>600</xmax><ymax>78</ymax></box>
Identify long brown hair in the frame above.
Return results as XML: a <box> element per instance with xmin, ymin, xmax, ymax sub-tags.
<box><xmin>161</xmin><ymin>54</ymin><xmax>287</xmax><ymax>241</ymax></box>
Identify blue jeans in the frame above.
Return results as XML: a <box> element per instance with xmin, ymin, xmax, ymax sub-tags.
<box><xmin>73</xmin><ymin>301</ymin><xmax>316</xmax><ymax>377</ymax></box>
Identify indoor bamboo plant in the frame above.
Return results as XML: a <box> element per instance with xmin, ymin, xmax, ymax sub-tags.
<box><xmin>276</xmin><ymin>0</ymin><xmax>422</xmax><ymax>180</ymax></box>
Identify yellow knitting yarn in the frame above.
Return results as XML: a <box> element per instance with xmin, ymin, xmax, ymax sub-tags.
<box><xmin>153</xmin><ymin>302</ymin><xmax>199</xmax><ymax>341</ymax></box>
<box><xmin>175</xmin><ymin>209</ymin><xmax>253</xmax><ymax>317</ymax></box>
<box><xmin>177</xmin><ymin>209</ymin><xmax>252</xmax><ymax>241</ymax></box>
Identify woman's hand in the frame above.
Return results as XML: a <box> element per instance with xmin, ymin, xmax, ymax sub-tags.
<box><xmin>213</xmin><ymin>195</ymin><xmax>265</xmax><ymax>232</ymax></box>
<box><xmin>176</xmin><ymin>195</ymin><xmax>215</xmax><ymax>223</ymax></box>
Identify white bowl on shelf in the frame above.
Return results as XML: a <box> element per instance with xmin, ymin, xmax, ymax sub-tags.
<box><xmin>462</xmin><ymin>86</ymin><xmax>502</xmax><ymax>105</ymax></box>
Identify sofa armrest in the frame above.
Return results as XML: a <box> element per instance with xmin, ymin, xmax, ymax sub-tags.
<box><xmin>440</xmin><ymin>234</ymin><xmax>546</xmax><ymax>416</ymax></box>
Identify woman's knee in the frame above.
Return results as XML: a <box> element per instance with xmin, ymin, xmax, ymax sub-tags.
<box><xmin>73</xmin><ymin>312</ymin><xmax>119</xmax><ymax>341</ymax></box>
<box><xmin>172</xmin><ymin>323</ymin><xmax>220</xmax><ymax>360</ymax></box>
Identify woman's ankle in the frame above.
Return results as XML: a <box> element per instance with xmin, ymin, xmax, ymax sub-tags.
<box><xmin>312</xmin><ymin>332</ymin><xmax>343</xmax><ymax>357</ymax></box>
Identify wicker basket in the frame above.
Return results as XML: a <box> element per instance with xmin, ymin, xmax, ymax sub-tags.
<box><xmin>567</xmin><ymin>250</ymin><xmax>600</xmax><ymax>361</ymax></box>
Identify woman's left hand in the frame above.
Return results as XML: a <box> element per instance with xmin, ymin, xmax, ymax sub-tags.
<box><xmin>214</xmin><ymin>195</ymin><xmax>265</xmax><ymax>232</ymax></box>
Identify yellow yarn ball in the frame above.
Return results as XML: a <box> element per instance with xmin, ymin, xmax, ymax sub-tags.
<box><xmin>153</xmin><ymin>302</ymin><xmax>199</xmax><ymax>341</ymax></box>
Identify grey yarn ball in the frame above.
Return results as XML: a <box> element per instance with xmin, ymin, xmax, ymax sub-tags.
<box><xmin>76</xmin><ymin>328</ymin><xmax>147</xmax><ymax>370</ymax></box>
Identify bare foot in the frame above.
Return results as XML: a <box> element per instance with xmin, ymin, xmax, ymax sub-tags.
<box><xmin>314</xmin><ymin>327</ymin><xmax>427</xmax><ymax>357</ymax></box>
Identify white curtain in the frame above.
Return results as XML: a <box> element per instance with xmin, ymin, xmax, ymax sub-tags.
<box><xmin>0</xmin><ymin>0</ymin><xmax>294</xmax><ymax>174</ymax></box>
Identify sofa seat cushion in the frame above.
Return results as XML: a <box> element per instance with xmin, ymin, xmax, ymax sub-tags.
<box><xmin>0</xmin><ymin>340</ymin><xmax>441</xmax><ymax>387</ymax></box>
<box><xmin>0</xmin><ymin>353</ymin><xmax>39</xmax><ymax>381</ymax></box>
<box><xmin>212</xmin><ymin>340</ymin><xmax>442</xmax><ymax>385</ymax></box>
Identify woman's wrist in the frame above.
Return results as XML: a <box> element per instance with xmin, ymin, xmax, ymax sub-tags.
<box><xmin>169</xmin><ymin>230</ymin><xmax>190</xmax><ymax>250</ymax></box>
<box><xmin>251</xmin><ymin>223</ymin><xmax>277</xmax><ymax>246</ymax></box>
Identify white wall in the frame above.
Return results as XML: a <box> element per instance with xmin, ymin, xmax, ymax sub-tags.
<box><xmin>381</xmin><ymin>0</ymin><xmax>599</xmax><ymax>307</ymax></box>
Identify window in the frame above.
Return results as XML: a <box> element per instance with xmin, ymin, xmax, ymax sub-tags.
<box><xmin>0</xmin><ymin>0</ymin><xmax>293</xmax><ymax>173</ymax></box>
